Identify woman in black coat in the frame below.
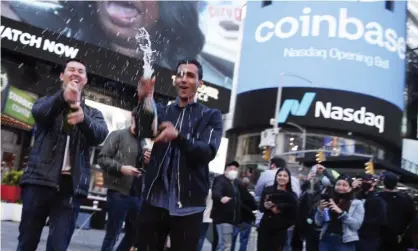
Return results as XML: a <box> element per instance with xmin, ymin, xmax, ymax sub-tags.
<box><xmin>257</xmin><ymin>167</ymin><xmax>298</xmax><ymax>251</ymax></box>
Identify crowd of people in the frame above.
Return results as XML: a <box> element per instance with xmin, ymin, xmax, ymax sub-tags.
<box><xmin>201</xmin><ymin>157</ymin><xmax>418</xmax><ymax>251</ymax></box>
<box><xmin>13</xmin><ymin>57</ymin><xmax>418</xmax><ymax>251</ymax></box>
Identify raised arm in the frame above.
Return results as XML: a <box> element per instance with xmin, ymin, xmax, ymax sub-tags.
<box><xmin>31</xmin><ymin>90</ymin><xmax>67</xmax><ymax>127</ymax></box>
<box><xmin>174</xmin><ymin>109</ymin><xmax>223</xmax><ymax>165</ymax></box>
<box><xmin>77</xmin><ymin>107</ymin><xmax>109</xmax><ymax>146</ymax></box>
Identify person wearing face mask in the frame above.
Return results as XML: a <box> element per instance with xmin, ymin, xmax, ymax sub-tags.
<box><xmin>257</xmin><ymin>167</ymin><xmax>298</xmax><ymax>251</ymax></box>
<box><xmin>351</xmin><ymin>174</ymin><xmax>387</xmax><ymax>251</ymax></box>
<box><xmin>211</xmin><ymin>161</ymin><xmax>242</xmax><ymax>251</ymax></box>
<box><xmin>316</xmin><ymin>175</ymin><xmax>365</xmax><ymax>251</ymax></box>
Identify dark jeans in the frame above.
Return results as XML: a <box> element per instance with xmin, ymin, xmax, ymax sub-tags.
<box><xmin>213</xmin><ymin>224</ymin><xmax>219</xmax><ymax>251</ymax></box>
<box><xmin>137</xmin><ymin>203</ymin><xmax>203</xmax><ymax>251</ymax></box>
<box><xmin>319</xmin><ymin>234</ymin><xmax>356</xmax><ymax>251</ymax></box>
<box><xmin>231</xmin><ymin>222</ymin><xmax>252</xmax><ymax>251</ymax></box>
<box><xmin>197</xmin><ymin>223</ymin><xmax>210</xmax><ymax>251</ymax></box>
<box><xmin>305</xmin><ymin>228</ymin><xmax>320</xmax><ymax>251</ymax></box>
<box><xmin>17</xmin><ymin>185</ymin><xmax>81</xmax><ymax>251</ymax></box>
<box><xmin>101</xmin><ymin>190</ymin><xmax>141</xmax><ymax>251</ymax></box>
<box><xmin>356</xmin><ymin>237</ymin><xmax>379</xmax><ymax>251</ymax></box>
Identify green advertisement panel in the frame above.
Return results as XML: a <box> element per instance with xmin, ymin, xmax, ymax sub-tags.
<box><xmin>3</xmin><ymin>85</ymin><xmax>36</xmax><ymax>126</ymax></box>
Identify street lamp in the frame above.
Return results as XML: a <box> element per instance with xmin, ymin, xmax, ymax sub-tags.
<box><xmin>270</xmin><ymin>72</ymin><xmax>313</xmax><ymax>154</ymax></box>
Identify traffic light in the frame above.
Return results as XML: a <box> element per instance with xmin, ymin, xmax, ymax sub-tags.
<box><xmin>315</xmin><ymin>151</ymin><xmax>325</xmax><ymax>163</ymax></box>
<box><xmin>365</xmin><ymin>160</ymin><xmax>375</xmax><ymax>175</ymax></box>
<box><xmin>262</xmin><ymin>147</ymin><xmax>271</xmax><ymax>161</ymax></box>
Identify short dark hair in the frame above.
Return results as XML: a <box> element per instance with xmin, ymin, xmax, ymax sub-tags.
<box><xmin>271</xmin><ymin>157</ymin><xmax>287</xmax><ymax>169</ymax></box>
<box><xmin>225</xmin><ymin>161</ymin><xmax>239</xmax><ymax>170</ymax></box>
<box><xmin>383</xmin><ymin>172</ymin><xmax>398</xmax><ymax>190</ymax></box>
<box><xmin>63</xmin><ymin>58</ymin><xmax>86</xmax><ymax>71</ymax></box>
<box><xmin>176</xmin><ymin>58</ymin><xmax>203</xmax><ymax>80</ymax></box>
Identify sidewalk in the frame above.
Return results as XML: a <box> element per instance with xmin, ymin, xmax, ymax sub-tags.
<box><xmin>1</xmin><ymin>221</ymin><xmax>213</xmax><ymax>251</ymax></box>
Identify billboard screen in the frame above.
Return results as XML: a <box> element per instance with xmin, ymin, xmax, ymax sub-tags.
<box><xmin>236</xmin><ymin>1</ymin><xmax>407</xmax><ymax>110</ymax></box>
<box><xmin>1</xmin><ymin>0</ymin><xmax>245</xmax><ymax>90</ymax></box>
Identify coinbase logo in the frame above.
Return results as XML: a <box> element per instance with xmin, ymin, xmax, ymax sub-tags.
<box><xmin>277</xmin><ymin>92</ymin><xmax>316</xmax><ymax>123</ymax></box>
<box><xmin>255</xmin><ymin>7</ymin><xmax>406</xmax><ymax>60</ymax></box>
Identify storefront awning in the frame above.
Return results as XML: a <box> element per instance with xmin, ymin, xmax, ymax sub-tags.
<box><xmin>1</xmin><ymin>114</ymin><xmax>33</xmax><ymax>131</ymax></box>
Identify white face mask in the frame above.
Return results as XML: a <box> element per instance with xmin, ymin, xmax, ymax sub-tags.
<box><xmin>227</xmin><ymin>170</ymin><xmax>238</xmax><ymax>180</ymax></box>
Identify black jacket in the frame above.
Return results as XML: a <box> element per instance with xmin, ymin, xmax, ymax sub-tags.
<box><xmin>139</xmin><ymin>100</ymin><xmax>223</xmax><ymax>208</ymax></box>
<box><xmin>260</xmin><ymin>186</ymin><xmax>298</xmax><ymax>231</ymax></box>
<box><xmin>358</xmin><ymin>191</ymin><xmax>387</xmax><ymax>238</ymax></box>
<box><xmin>380</xmin><ymin>191</ymin><xmax>416</xmax><ymax>236</ymax></box>
<box><xmin>211</xmin><ymin>175</ymin><xmax>241</xmax><ymax>225</ymax></box>
<box><xmin>21</xmin><ymin>90</ymin><xmax>108</xmax><ymax>196</ymax></box>
<box><xmin>238</xmin><ymin>184</ymin><xmax>257</xmax><ymax>224</ymax></box>
<box><xmin>98</xmin><ymin>128</ymin><xmax>139</xmax><ymax>195</ymax></box>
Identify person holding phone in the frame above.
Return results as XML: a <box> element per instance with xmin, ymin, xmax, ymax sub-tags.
<box><xmin>98</xmin><ymin>108</ymin><xmax>148</xmax><ymax>251</ymax></box>
<box><xmin>316</xmin><ymin>175</ymin><xmax>365</xmax><ymax>251</ymax></box>
<box><xmin>257</xmin><ymin>167</ymin><xmax>298</xmax><ymax>251</ymax></box>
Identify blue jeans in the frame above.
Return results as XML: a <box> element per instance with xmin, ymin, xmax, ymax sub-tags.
<box><xmin>17</xmin><ymin>185</ymin><xmax>81</xmax><ymax>251</ymax></box>
<box><xmin>319</xmin><ymin>234</ymin><xmax>356</xmax><ymax>251</ymax></box>
<box><xmin>216</xmin><ymin>223</ymin><xmax>234</xmax><ymax>251</ymax></box>
<box><xmin>231</xmin><ymin>223</ymin><xmax>252</xmax><ymax>251</ymax></box>
<box><xmin>101</xmin><ymin>190</ymin><xmax>141</xmax><ymax>251</ymax></box>
<box><xmin>197</xmin><ymin>223</ymin><xmax>210</xmax><ymax>251</ymax></box>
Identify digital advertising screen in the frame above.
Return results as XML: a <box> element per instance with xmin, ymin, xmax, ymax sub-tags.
<box><xmin>236</xmin><ymin>1</ymin><xmax>407</xmax><ymax>110</ymax></box>
<box><xmin>1</xmin><ymin>0</ymin><xmax>245</xmax><ymax>90</ymax></box>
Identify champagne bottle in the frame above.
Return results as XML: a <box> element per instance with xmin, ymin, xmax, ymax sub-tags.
<box><xmin>138</xmin><ymin>96</ymin><xmax>158</xmax><ymax>139</ymax></box>
<box><xmin>63</xmin><ymin>105</ymin><xmax>77</xmax><ymax>134</ymax></box>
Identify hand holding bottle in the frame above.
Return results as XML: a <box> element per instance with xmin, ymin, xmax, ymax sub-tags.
<box><xmin>63</xmin><ymin>80</ymin><xmax>80</xmax><ymax>103</ymax></box>
<box><xmin>138</xmin><ymin>77</ymin><xmax>155</xmax><ymax>99</ymax></box>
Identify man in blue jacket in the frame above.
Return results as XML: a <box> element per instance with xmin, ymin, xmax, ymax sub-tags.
<box><xmin>133</xmin><ymin>58</ymin><xmax>223</xmax><ymax>251</ymax></box>
<box><xmin>17</xmin><ymin>59</ymin><xmax>109</xmax><ymax>251</ymax></box>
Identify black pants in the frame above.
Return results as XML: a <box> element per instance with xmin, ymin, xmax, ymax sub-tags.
<box><xmin>257</xmin><ymin>226</ymin><xmax>287</xmax><ymax>251</ymax></box>
<box><xmin>17</xmin><ymin>184</ymin><xmax>80</xmax><ymax>251</ymax></box>
<box><xmin>305</xmin><ymin>228</ymin><xmax>320</xmax><ymax>251</ymax></box>
<box><xmin>137</xmin><ymin>203</ymin><xmax>203</xmax><ymax>251</ymax></box>
<box><xmin>378</xmin><ymin>235</ymin><xmax>399</xmax><ymax>251</ymax></box>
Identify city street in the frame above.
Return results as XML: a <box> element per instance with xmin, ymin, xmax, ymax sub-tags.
<box><xmin>1</xmin><ymin>221</ymin><xmax>213</xmax><ymax>251</ymax></box>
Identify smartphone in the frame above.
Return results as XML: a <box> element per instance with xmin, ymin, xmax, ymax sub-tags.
<box><xmin>320</xmin><ymin>193</ymin><xmax>330</xmax><ymax>202</ymax></box>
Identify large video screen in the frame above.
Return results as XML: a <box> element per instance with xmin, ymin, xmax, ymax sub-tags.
<box><xmin>236</xmin><ymin>1</ymin><xmax>407</xmax><ymax>110</ymax></box>
<box><xmin>1</xmin><ymin>0</ymin><xmax>245</xmax><ymax>90</ymax></box>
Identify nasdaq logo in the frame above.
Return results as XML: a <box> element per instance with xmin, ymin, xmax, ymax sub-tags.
<box><xmin>277</xmin><ymin>92</ymin><xmax>316</xmax><ymax>123</ymax></box>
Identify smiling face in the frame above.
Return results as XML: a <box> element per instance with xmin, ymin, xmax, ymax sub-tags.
<box><xmin>335</xmin><ymin>179</ymin><xmax>352</xmax><ymax>193</ymax></box>
<box><xmin>60</xmin><ymin>61</ymin><xmax>88</xmax><ymax>91</ymax></box>
<box><xmin>96</xmin><ymin>1</ymin><xmax>159</xmax><ymax>48</ymax></box>
<box><xmin>175</xmin><ymin>63</ymin><xmax>202</xmax><ymax>103</ymax></box>
<box><xmin>276</xmin><ymin>170</ymin><xmax>290</xmax><ymax>187</ymax></box>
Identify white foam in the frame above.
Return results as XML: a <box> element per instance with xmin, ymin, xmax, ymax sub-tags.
<box><xmin>135</xmin><ymin>27</ymin><xmax>155</xmax><ymax>79</ymax></box>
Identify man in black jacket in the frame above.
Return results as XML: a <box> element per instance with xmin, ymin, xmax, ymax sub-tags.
<box><xmin>17</xmin><ymin>59</ymin><xmax>108</xmax><ymax>251</ymax></box>
<box><xmin>231</xmin><ymin>177</ymin><xmax>257</xmax><ymax>251</ymax></box>
<box><xmin>378</xmin><ymin>172</ymin><xmax>415</xmax><ymax>251</ymax></box>
<box><xmin>211</xmin><ymin>161</ymin><xmax>241</xmax><ymax>251</ymax></box>
<box><xmin>353</xmin><ymin>174</ymin><xmax>387</xmax><ymax>251</ymax></box>
<box><xmin>134</xmin><ymin>58</ymin><xmax>223</xmax><ymax>251</ymax></box>
<box><xmin>99</xmin><ymin>111</ymin><xmax>147</xmax><ymax>251</ymax></box>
